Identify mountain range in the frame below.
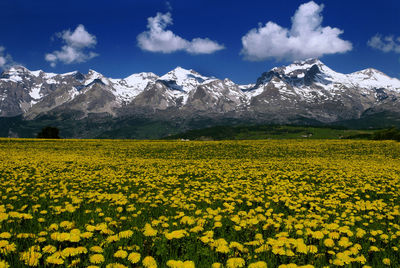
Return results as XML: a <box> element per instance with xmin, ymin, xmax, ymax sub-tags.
<box><xmin>1</xmin><ymin>58</ymin><xmax>400</xmax><ymax>138</ymax></box>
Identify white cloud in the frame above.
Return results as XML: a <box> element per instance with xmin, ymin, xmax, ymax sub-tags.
<box><xmin>0</xmin><ymin>47</ymin><xmax>5</xmax><ymax>68</ymax></box>
<box><xmin>137</xmin><ymin>12</ymin><xmax>224</xmax><ymax>54</ymax></box>
<box><xmin>165</xmin><ymin>1</ymin><xmax>172</xmax><ymax>11</ymax></box>
<box><xmin>368</xmin><ymin>34</ymin><xmax>400</xmax><ymax>53</ymax></box>
<box><xmin>0</xmin><ymin>56</ymin><xmax>5</xmax><ymax>68</ymax></box>
<box><xmin>45</xmin><ymin>24</ymin><xmax>98</xmax><ymax>67</ymax></box>
<box><xmin>0</xmin><ymin>46</ymin><xmax>14</xmax><ymax>69</ymax></box>
<box><xmin>59</xmin><ymin>24</ymin><xmax>97</xmax><ymax>49</ymax></box>
<box><xmin>186</xmin><ymin>38</ymin><xmax>225</xmax><ymax>54</ymax></box>
<box><xmin>241</xmin><ymin>1</ymin><xmax>352</xmax><ymax>61</ymax></box>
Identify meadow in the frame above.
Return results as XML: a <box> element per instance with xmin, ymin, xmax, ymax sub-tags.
<box><xmin>0</xmin><ymin>139</ymin><xmax>399</xmax><ymax>267</ymax></box>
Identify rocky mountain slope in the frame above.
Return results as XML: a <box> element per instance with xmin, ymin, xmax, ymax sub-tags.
<box><xmin>1</xmin><ymin>59</ymin><xmax>400</xmax><ymax>137</ymax></box>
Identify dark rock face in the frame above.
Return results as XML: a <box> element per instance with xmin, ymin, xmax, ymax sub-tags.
<box><xmin>304</xmin><ymin>65</ymin><xmax>320</xmax><ymax>86</ymax></box>
<box><xmin>375</xmin><ymin>88</ymin><xmax>388</xmax><ymax>101</ymax></box>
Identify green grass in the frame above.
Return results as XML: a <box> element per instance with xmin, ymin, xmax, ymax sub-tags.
<box><xmin>165</xmin><ymin>125</ymin><xmax>375</xmax><ymax>140</ymax></box>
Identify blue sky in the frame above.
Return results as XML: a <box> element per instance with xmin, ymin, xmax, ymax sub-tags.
<box><xmin>0</xmin><ymin>0</ymin><xmax>399</xmax><ymax>84</ymax></box>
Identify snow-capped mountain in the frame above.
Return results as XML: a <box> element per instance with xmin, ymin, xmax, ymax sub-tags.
<box><xmin>245</xmin><ymin>58</ymin><xmax>400</xmax><ymax>122</ymax></box>
<box><xmin>1</xmin><ymin>59</ymin><xmax>400</xmax><ymax>129</ymax></box>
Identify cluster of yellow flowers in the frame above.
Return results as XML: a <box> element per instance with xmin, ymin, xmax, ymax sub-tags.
<box><xmin>0</xmin><ymin>138</ymin><xmax>399</xmax><ymax>267</ymax></box>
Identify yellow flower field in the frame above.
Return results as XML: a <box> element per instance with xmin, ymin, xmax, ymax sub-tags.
<box><xmin>0</xmin><ymin>138</ymin><xmax>399</xmax><ymax>267</ymax></box>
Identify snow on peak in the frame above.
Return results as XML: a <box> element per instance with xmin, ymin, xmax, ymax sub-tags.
<box><xmin>124</xmin><ymin>72</ymin><xmax>158</xmax><ymax>86</ymax></box>
<box><xmin>108</xmin><ymin>72</ymin><xmax>159</xmax><ymax>103</ymax></box>
<box><xmin>61</xmin><ymin>71</ymin><xmax>79</xmax><ymax>76</ymax></box>
<box><xmin>173</xmin><ymin>66</ymin><xmax>190</xmax><ymax>72</ymax></box>
<box><xmin>273</xmin><ymin>58</ymin><xmax>331</xmax><ymax>76</ymax></box>
<box><xmin>1</xmin><ymin>66</ymin><xmax>32</xmax><ymax>82</ymax></box>
<box><xmin>159</xmin><ymin>67</ymin><xmax>213</xmax><ymax>93</ymax></box>
<box><xmin>85</xmin><ymin>69</ymin><xmax>108</xmax><ymax>86</ymax></box>
<box><xmin>348</xmin><ymin>68</ymin><xmax>400</xmax><ymax>90</ymax></box>
<box><xmin>267</xmin><ymin>59</ymin><xmax>400</xmax><ymax>94</ymax></box>
<box><xmin>293</xmin><ymin>58</ymin><xmax>323</xmax><ymax>66</ymax></box>
<box><xmin>161</xmin><ymin>67</ymin><xmax>209</xmax><ymax>81</ymax></box>
<box><xmin>87</xmin><ymin>69</ymin><xmax>102</xmax><ymax>76</ymax></box>
<box><xmin>30</xmin><ymin>70</ymin><xmax>43</xmax><ymax>77</ymax></box>
<box><xmin>7</xmin><ymin>65</ymin><xmax>29</xmax><ymax>73</ymax></box>
<box><xmin>223</xmin><ymin>78</ymin><xmax>237</xmax><ymax>87</ymax></box>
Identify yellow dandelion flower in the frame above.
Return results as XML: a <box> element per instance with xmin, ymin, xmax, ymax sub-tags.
<box><xmin>106</xmin><ymin>263</ymin><xmax>128</xmax><ymax>268</ymax></box>
<box><xmin>0</xmin><ymin>233</ymin><xmax>11</xmax><ymax>239</ymax></box>
<box><xmin>229</xmin><ymin>242</ymin><xmax>244</xmax><ymax>252</ymax></box>
<box><xmin>80</xmin><ymin>232</ymin><xmax>93</xmax><ymax>239</ymax></box>
<box><xmin>90</xmin><ymin>246</ymin><xmax>103</xmax><ymax>253</ymax></box>
<box><xmin>248</xmin><ymin>261</ymin><xmax>268</xmax><ymax>268</ymax></box>
<box><xmin>369</xmin><ymin>246</ymin><xmax>379</xmax><ymax>252</ymax></box>
<box><xmin>307</xmin><ymin>245</ymin><xmax>318</xmax><ymax>254</ymax></box>
<box><xmin>213</xmin><ymin>221</ymin><xmax>222</xmax><ymax>228</ymax></box>
<box><xmin>128</xmin><ymin>252</ymin><xmax>141</xmax><ymax>264</ymax></box>
<box><xmin>312</xmin><ymin>231</ymin><xmax>324</xmax><ymax>240</ymax></box>
<box><xmin>143</xmin><ymin>224</ymin><xmax>157</xmax><ymax>237</ymax></box>
<box><xmin>182</xmin><ymin>261</ymin><xmax>195</xmax><ymax>268</ymax></box>
<box><xmin>143</xmin><ymin>256</ymin><xmax>157</xmax><ymax>268</ymax></box>
<box><xmin>118</xmin><ymin>230</ymin><xmax>133</xmax><ymax>239</ymax></box>
<box><xmin>296</xmin><ymin>243</ymin><xmax>308</xmax><ymax>254</ymax></box>
<box><xmin>328</xmin><ymin>232</ymin><xmax>340</xmax><ymax>240</ymax></box>
<box><xmin>216</xmin><ymin>244</ymin><xmax>230</xmax><ymax>253</ymax></box>
<box><xmin>323</xmin><ymin>238</ymin><xmax>335</xmax><ymax>247</ymax></box>
<box><xmin>90</xmin><ymin>254</ymin><xmax>105</xmax><ymax>264</ymax></box>
<box><xmin>68</xmin><ymin>258</ymin><xmax>80</xmax><ymax>267</ymax></box>
<box><xmin>189</xmin><ymin>226</ymin><xmax>203</xmax><ymax>233</ymax></box>
<box><xmin>165</xmin><ymin>230</ymin><xmax>188</xmax><ymax>240</ymax></box>
<box><xmin>106</xmin><ymin>235</ymin><xmax>119</xmax><ymax>243</ymax></box>
<box><xmin>46</xmin><ymin>255</ymin><xmax>64</xmax><ymax>265</ymax></box>
<box><xmin>166</xmin><ymin>260</ymin><xmax>183</xmax><ymax>268</ymax></box>
<box><xmin>20</xmin><ymin>249</ymin><xmax>42</xmax><ymax>267</ymax></box>
<box><xmin>48</xmin><ymin>224</ymin><xmax>59</xmax><ymax>231</ymax></box>
<box><xmin>0</xmin><ymin>260</ymin><xmax>9</xmax><ymax>268</ymax></box>
<box><xmin>226</xmin><ymin>257</ymin><xmax>245</xmax><ymax>268</ymax></box>
<box><xmin>114</xmin><ymin>250</ymin><xmax>128</xmax><ymax>259</ymax></box>
<box><xmin>60</xmin><ymin>221</ymin><xmax>74</xmax><ymax>230</ymax></box>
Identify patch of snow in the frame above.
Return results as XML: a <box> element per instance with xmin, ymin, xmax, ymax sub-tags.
<box><xmin>245</xmin><ymin>85</ymin><xmax>265</xmax><ymax>98</ymax></box>
<box><xmin>165</xmin><ymin>87</ymin><xmax>188</xmax><ymax>104</ymax></box>
<box><xmin>44</xmin><ymin>72</ymin><xmax>58</xmax><ymax>79</ymax></box>
<box><xmin>29</xmin><ymin>83</ymin><xmax>43</xmax><ymax>100</ymax></box>
<box><xmin>8</xmin><ymin>75</ymin><xmax>23</xmax><ymax>82</ymax></box>
<box><xmin>69</xmin><ymin>87</ymin><xmax>80</xmax><ymax>100</ymax></box>
<box><xmin>46</xmin><ymin>79</ymin><xmax>58</xmax><ymax>84</ymax></box>
<box><xmin>238</xmin><ymin>84</ymin><xmax>255</xmax><ymax>90</ymax></box>
<box><xmin>31</xmin><ymin>70</ymin><xmax>42</xmax><ymax>77</ymax></box>
<box><xmin>61</xmin><ymin>71</ymin><xmax>78</xmax><ymax>76</ymax></box>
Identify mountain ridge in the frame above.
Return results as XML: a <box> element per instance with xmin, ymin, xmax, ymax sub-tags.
<box><xmin>1</xmin><ymin>59</ymin><xmax>400</xmax><ymax>138</ymax></box>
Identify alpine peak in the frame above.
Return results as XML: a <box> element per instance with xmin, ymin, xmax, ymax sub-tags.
<box><xmin>1</xmin><ymin>60</ymin><xmax>400</xmax><ymax>135</ymax></box>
